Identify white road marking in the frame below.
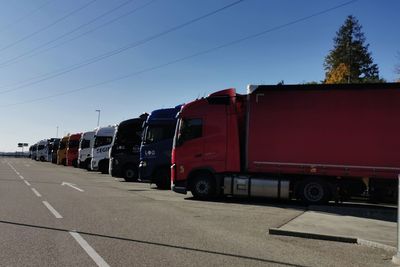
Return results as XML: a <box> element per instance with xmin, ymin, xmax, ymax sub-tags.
<box><xmin>19</xmin><ymin>175</ymin><xmax>24</xmax><ymax>180</ymax></box>
<box><xmin>69</xmin><ymin>231</ymin><xmax>110</xmax><ymax>267</ymax></box>
<box><xmin>23</xmin><ymin>180</ymin><xmax>31</xmax><ymax>186</ymax></box>
<box><xmin>61</xmin><ymin>182</ymin><xmax>84</xmax><ymax>192</ymax></box>
<box><xmin>42</xmin><ymin>201</ymin><xmax>63</xmax><ymax>219</ymax></box>
<box><xmin>31</xmin><ymin>188</ymin><xmax>42</xmax><ymax>197</ymax></box>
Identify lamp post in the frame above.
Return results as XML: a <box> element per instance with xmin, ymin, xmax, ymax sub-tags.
<box><xmin>95</xmin><ymin>109</ymin><xmax>101</xmax><ymax>127</ymax></box>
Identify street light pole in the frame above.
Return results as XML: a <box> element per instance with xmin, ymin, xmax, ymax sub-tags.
<box><xmin>96</xmin><ymin>109</ymin><xmax>101</xmax><ymax>127</ymax></box>
<box><xmin>56</xmin><ymin>126</ymin><xmax>59</xmax><ymax>138</ymax></box>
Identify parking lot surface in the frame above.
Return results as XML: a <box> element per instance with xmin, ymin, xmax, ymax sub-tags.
<box><xmin>0</xmin><ymin>158</ymin><xmax>395</xmax><ymax>266</ymax></box>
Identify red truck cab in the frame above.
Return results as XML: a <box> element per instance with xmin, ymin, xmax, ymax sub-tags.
<box><xmin>66</xmin><ymin>133</ymin><xmax>82</xmax><ymax>167</ymax></box>
<box><xmin>172</xmin><ymin>89</ymin><xmax>243</xmax><ymax>196</ymax></box>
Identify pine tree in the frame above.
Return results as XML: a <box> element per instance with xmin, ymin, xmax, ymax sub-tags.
<box><xmin>324</xmin><ymin>15</ymin><xmax>380</xmax><ymax>83</ymax></box>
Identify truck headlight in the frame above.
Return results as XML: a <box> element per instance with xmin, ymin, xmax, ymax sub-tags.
<box><xmin>140</xmin><ymin>161</ymin><xmax>147</xmax><ymax>167</ymax></box>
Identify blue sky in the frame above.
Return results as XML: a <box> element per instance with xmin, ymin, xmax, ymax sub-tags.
<box><xmin>0</xmin><ymin>0</ymin><xmax>399</xmax><ymax>151</ymax></box>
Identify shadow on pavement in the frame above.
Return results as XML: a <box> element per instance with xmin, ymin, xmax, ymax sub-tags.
<box><xmin>184</xmin><ymin>197</ymin><xmax>396</xmax><ymax>222</ymax></box>
<box><xmin>0</xmin><ymin>219</ymin><xmax>309</xmax><ymax>267</ymax></box>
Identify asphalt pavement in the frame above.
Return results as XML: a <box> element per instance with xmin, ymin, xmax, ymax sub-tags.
<box><xmin>0</xmin><ymin>157</ymin><xmax>395</xmax><ymax>266</ymax></box>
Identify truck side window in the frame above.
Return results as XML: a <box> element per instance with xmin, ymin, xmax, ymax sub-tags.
<box><xmin>180</xmin><ymin>119</ymin><xmax>202</xmax><ymax>143</ymax></box>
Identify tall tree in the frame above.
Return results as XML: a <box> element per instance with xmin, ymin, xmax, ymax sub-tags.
<box><xmin>324</xmin><ymin>15</ymin><xmax>380</xmax><ymax>83</ymax></box>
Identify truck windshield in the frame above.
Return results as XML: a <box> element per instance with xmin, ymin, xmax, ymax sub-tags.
<box><xmin>68</xmin><ymin>140</ymin><xmax>80</xmax><ymax>148</ymax></box>
<box><xmin>175</xmin><ymin>118</ymin><xmax>203</xmax><ymax>147</ymax></box>
<box><xmin>59</xmin><ymin>141</ymin><xmax>66</xmax><ymax>149</ymax></box>
<box><xmin>114</xmin><ymin>125</ymin><xmax>142</xmax><ymax>147</ymax></box>
<box><xmin>94</xmin><ymin>136</ymin><xmax>113</xmax><ymax>148</ymax></box>
<box><xmin>143</xmin><ymin>125</ymin><xmax>175</xmax><ymax>144</ymax></box>
<box><xmin>38</xmin><ymin>145</ymin><xmax>45</xmax><ymax>150</ymax></box>
<box><xmin>80</xmin><ymin>139</ymin><xmax>91</xmax><ymax>149</ymax></box>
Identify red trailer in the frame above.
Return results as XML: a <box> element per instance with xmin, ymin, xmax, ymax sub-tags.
<box><xmin>171</xmin><ymin>83</ymin><xmax>400</xmax><ymax>204</ymax></box>
<box><xmin>66</xmin><ymin>133</ymin><xmax>82</xmax><ymax>167</ymax></box>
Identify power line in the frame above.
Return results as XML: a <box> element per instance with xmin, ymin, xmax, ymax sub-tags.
<box><xmin>0</xmin><ymin>0</ymin><xmax>357</xmax><ymax>108</ymax></box>
<box><xmin>0</xmin><ymin>0</ymin><xmax>136</xmax><ymax>68</ymax></box>
<box><xmin>0</xmin><ymin>0</ymin><xmax>98</xmax><ymax>54</ymax></box>
<box><xmin>0</xmin><ymin>0</ymin><xmax>157</xmax><ymax>90</ymax></box>
<box><xmin>0</xmin><ymin>0</ymin><xmax>244</xmax><ymax>94</ymax></box>
<box><xmin>0</xmin><ymin>0</ymin><xmax>54</xmax><ymax>34</ymax></box>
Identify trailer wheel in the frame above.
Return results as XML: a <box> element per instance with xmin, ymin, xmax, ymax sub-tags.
<box><xmin>124</xmin><ymin>166</ymin><xmax>137</xmax><ymax>182</ymax></box>
<box><xmin>298</xmin><ymin>179</ymin><xmax>331</xmax><ymax>205</ymax></box>
<box><xmin>191</xmin><ymin>172</ymin><xmax>216</xmax><ymax>200</ymax></box>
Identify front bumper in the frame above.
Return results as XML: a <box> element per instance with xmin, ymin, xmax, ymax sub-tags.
<box><xmin>172</xmin><ymin>180</ymin><xmax>187</xmax><ymax>194</ymax></box>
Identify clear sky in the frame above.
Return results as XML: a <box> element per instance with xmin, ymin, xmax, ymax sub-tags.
<box><xmin>0</xmin><ymin>0</ymin><xmax>399</xmax><ymax>152</ymax></box>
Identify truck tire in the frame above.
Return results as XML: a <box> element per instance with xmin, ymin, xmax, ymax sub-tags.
<box><xmin>298</xmin><ymin>178</ymin><xmax>331</xmax><ymax>205</ymax></box>
<box><xmin>124</xmin><ymin>166</ymin><xmax>137</xmax><ymax>182</ymax></box>
<box><xmin>155</xmin><ymin>168</ymin><xmax>171</xmax><ymax>189</ymax></box>
<box><xmin>40</xmin><ymin>156</ymin><xmax>45</xmax><ymax>162</ymax></box>
<box><xmin>190</xmin><ymin>172</ymin><xmax>216</xmax><ymax>200</ymax></box>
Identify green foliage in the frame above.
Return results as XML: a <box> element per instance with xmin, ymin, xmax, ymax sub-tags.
<box><xmin>324</xmin><ymin>15</ymin><xmax>381</xmax><ymax>83</ymax></box>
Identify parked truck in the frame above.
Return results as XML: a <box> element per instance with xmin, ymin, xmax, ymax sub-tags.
<box><xmin>57</xmin><ymin>135</ymin><xmax>69</xmax><ymax>165</ymax></box>
<box><xmin>78</xmin><ymin>130</ymin><xmax>96</xmax><ymax>169</ymax></box>
<box><xmin>30</xmin><ymin>143</ymin><xmax>38</xmax><ymax>160</ymax></box>
<box><xmin>66</xmin><ymin>133</ymin><xmax>82</xmax><ymax>167</ymax></box>
<box><xmin>36</xmin><ymin>139</ymin><xmax>49</xmax><ymax>161</ymax></box>
<box><xmin>91</xmin><ymin>126</ymin><xmax>116</xmax><ymax>174</ymax></box>
<box><xmin>110</xmin><ymin>114</ymin><xmax>148</xmax><ymax>181</ymax></box>
<box><xmin>171</xmin><ymin>83</ymin><xmax>400</xmax><ymax>204</ymax></box>
<box><xmin>139</xmin><ymin>106</ymin><xmax>181</xmax><ymax>189</ymax></box>
<box><xmin>50</xmin><ymin>138</ymin><xmax>60</xmax><ymax>164</ymax></box>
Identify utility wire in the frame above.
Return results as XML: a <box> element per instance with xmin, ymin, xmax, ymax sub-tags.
<box><xmin>0</xmin><ymin>0</ymin><xmax>98</xmax><ymax>54</ymax></box>
<box><xmin>0</xmin><ymin>0</ymin><xmax>135</xmax><ymax>68</ymax></box>
<box><xmin>0</xmin><ymin>0</ymin><xmax>244</xmax><ymax>94</ymax></box>
<box><xmin>0</xmin><ymin>0</ymin><xmax>53</xmax><ymax>34</ymax></box>
<box><xmin>0</xmin><ymin>0</ymin><xmax>357</xmax><ymax>108</ymax></box>
<box><xmin>0</xmin><ymin>0</ymin><xmax>157</xmax><ymax>89</ymax></box>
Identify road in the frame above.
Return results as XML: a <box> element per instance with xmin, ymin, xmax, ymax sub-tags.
<box><xmin>0</xmin><ymin>158</ymin><xmax>393</xmax><ymax>266</ymax></box>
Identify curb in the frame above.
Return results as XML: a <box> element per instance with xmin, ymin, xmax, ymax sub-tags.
<box><xmin>269</xmin><ymin>228</ymin><xmax>396</xmax><ymax>252</ymax></box>
<box><xmin>357</xmin><ymin>238</ymin><xmax>396</xmax><ymax>252</ymax></box>
<box><xmin>269</xmin><ymin>228</ymin><xmax>357</xmax><ymax>243</ymax></box>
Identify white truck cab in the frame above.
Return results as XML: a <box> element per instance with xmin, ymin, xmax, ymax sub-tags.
<box><xmin>36</xmin><ymin>139</ymin><xmax>49</xmax><ymax>161</ymax></box>
<box><xmin>78</xmin><ymin>130</ymin><xmax>96</xmax><ymax>169</ymax></box>
<box><xmin>91</xmin><ymin>126</ymin><xmax>116</xmax><ymax>173</ymax></box>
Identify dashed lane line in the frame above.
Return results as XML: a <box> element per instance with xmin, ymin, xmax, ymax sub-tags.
<box><xmin>23</xmin><ymin>180</ymin><xmax>31</xmax><ymax>186</ymax></box>
<box><xmin>42</xmin><ymin>201</ymin><xmax>63</xmax><ymax>219</ymax></box>
<box><xmin>69</xmin><ymin>231</ymin><xmax>110</xmax><ymax>267</ymax></box>
<box><xmin>31</xmin><ymin>188</ymin><xmax>42</xmax><ymax>197</ymax></box>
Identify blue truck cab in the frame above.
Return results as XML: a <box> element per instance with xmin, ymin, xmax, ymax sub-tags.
<box><xmin>139</xmin><ymin>105</ymin><xmax>181</xmax><ymax>189</ymax></box>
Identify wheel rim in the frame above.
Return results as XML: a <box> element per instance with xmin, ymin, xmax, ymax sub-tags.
<box><xmin>195</xmin><ymin>180</ymin><xmax>209</xmax><ymax>195</ymax></box>
<box><xmin>304</xmin><ymin>182</ymin><xmax>324</xmax><ymax>202</ymax></box>
<box><xmin>125</xmin><ymin>169</ymin><xmax>135</xmax><ymax>179</ymax></box>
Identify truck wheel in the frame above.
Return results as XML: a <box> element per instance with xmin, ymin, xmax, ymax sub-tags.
<box><xmin>124</xmin><ymin>167</ymin><xmax>137</xmax><ymax>182</ymax></box>
<box><xmin>191</xmin><ymin>172</ymin><xmax>216</xmax><ymax>200</ymax></box>
<box><xmin>155</xmin><ymin>168</ymin><xmax>171</xmax><ymax>189</ymax></box>
<box><xmin>298</xmin><ymin>179</ymin><xmax>331</xmax><ymax>205</ymax></box>
<box><xmin>40</xmin><ymin>156</ymin><xmax>45</xmax><ymax>162</ymax></box>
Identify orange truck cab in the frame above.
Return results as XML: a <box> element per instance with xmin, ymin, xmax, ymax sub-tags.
<box><xmin>57</xmin><ymin>135</ymin><xmax>69</xmax><ymax>165</ymax></box>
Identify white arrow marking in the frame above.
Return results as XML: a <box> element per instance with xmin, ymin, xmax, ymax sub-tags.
<box><xmin>62</xmin><ymin>182</ymin><xmax>84</xmax><ymax>192</ymax></box>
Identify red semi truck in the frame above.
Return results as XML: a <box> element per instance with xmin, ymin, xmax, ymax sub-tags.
<box><xmin>66</xmin><ymin>133</ymin><xmax>82</xmax><ymax>167</ymax></box>
<box><xmin>171</xmin><ymin>83</ymin><xmax>400</xmax><ymax>204</ymax></box>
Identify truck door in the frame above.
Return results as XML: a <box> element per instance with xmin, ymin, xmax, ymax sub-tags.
<box><xmin>175</xmin><ymin>118</ymin><xmax>204</xmax><ymax>175</ymax></box>
<box><xmin>202</xmin><ymin>105</ymin><xmax>227</xmax><ymax>171</ymax></box>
